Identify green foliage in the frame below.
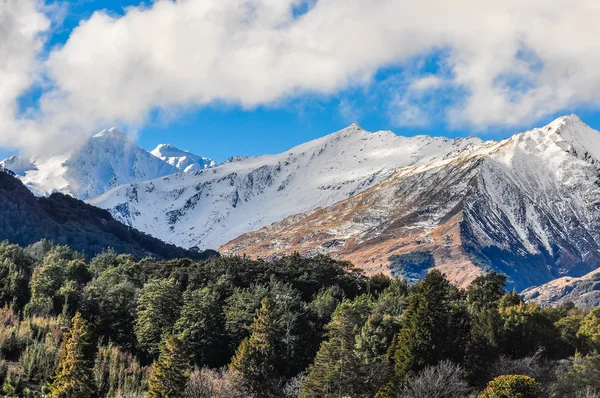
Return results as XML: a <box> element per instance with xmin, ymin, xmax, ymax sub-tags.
<box><xmin>147</xmin><ymin>335</ymin><xmax>190</xmax><ymax>398</ymax></box>
<box><xmin>0</xmin><ymin>242</ymin><xmax>34</xmax><ymax>312</ymax></box>
<box><xmin>49</xmin><ymin>313</ymin><xmax>98</xmax><ymax>398</ymax></box>
<box><xmin>135</xmin><ymin>279</ymin><xmax>182</xmax><ymax>357</ymax></box>
<box><xmin>230</xmin><ymin>297</ymin><xmax>281</xmax><ymax>397</ymax></box>
<box><xmin>224</xmin><ymin>284</ymin><xmax>270</xmax><ymax>345</ymax></box>
<box><xmin>6</xmin><ymin>235</ymin><xmax>600</xmax><ymax>397</ymax></box>
<box><xmin>94</xmin><ymin>342</ymin><xmax>147</xmax><ymax>397</ymax></box>
<box><xmin>384</xmin><ymin>270</ymin><xmax>469</xmax><ymax>393</ymax></box>
<box><xmin>467</xmin><ymin>272</ymin><xmax>507</xmax><ymax>312</ymax></box>
<box><xmin>499</xmin><ymin>303</ymin><xmax>560</xmax><ymax>358</ymax></box>
<box><xmin>479</xmin><ymin>374</ymin><xmax>542</xmax><ymax>398</ymax></box>
<box><xmin>175</xmin><ymin>286</ymin><xmax>229</xmax><ymax>367</ymax></box>
<box><xmin>578</xmin><ymin>307</ymin><xmax>600</xmax><ymax>354</ymax></box>
<box><xmin>301</xmin><ymin>295</ymin><xmax>373</xmax><ymax>398</ymax></box>
<box><xmin>552</xmin><ymin>354</ymin><xmax>600</xmax><ymax>397</ymax></box>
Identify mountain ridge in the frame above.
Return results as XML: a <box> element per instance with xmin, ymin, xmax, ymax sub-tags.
<box><xmin>89</xmin><ymin>123</ymin><xmax>488</xmax><ymax>251</ymax></box>
<box><xmin>1</xmin><ymin>128</ymin><xmax>212</xmax><ymax>200</ymax></box>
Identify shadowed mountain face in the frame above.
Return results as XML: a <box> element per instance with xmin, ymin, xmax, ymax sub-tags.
<box><xmin>220</xmin><ymin>115</ymin><xmax>600</xmax><ymax>292</ymax></box>
<box><xmin>0</xmin><ymin>168</ymin><xmax>217</xmax><ymax>260</ymax></box>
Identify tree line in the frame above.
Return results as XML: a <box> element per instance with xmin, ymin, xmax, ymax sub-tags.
<box><xmin>0</xmin><ymin>239</ymin><xmax>599</xmax><ymax>397</ymax></box>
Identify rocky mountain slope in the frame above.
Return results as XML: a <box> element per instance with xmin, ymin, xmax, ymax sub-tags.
<box><xmin>89</xmin><ymin>123</ymin><xmax>484</xmax><ymax>251</ymax></box>
<box><xmin>151</xmin><ymin>143</ymin><xmax>216</xmax><ymax>172</ymax></box>
<box><xmin>86</xmin><ymin>115</ymin><xmax>600</xmax><ymax>292</ymax></box>
<box><xmin>1</xmin><ymin>128</ymin><xmax>211</xmax><ymax>200</ymax></box>
<box><xmin>0</xmin><ymin>167</ymin><xmax>217</xmax><ymax>260</ymax></box>
<box><xmin>219</xmin><ymin>115</ymin><xmax>600</xmax><ymax>291</ymax></box>
<box><xmin>522</xmin><ymin>269</ymin><xmax>600</xmax><ymax>309</ymax></box>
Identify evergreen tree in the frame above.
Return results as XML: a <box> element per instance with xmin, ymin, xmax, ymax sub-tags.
<box><xmin>48</xmin><ymin>313</ymin><xmax>98</xmax><ymax>398</ymax></box>
<box><xmin>230</xmin><ymin>296</ymin><xmax>280</xmax><ymax>397</ymax></box>
<box><xmin>379</xmin><ymin>270</ymin><xmax>469</xmax><ymax>396</ymax></box>
<box><xmin>174</xmin><ymin>286</ymin><xmax>229</xmax><ymax>367</ymax></box>
<box><xmin>147</xmin><ymin>334</ymin><xmax>190</xmax><ymax>398</ymax></box>
<box><xmin>135</xmin><ymin>278</ymin><xmax>182</xmax><ymax>357</ymax></box>
<box><xmin>301</xmin><ymin>295</ymin><xmax>373</xmax><ymax>398</ymax></box>
<box><xmin>0</xmin><ymin>241</ymin><xmax>33</xmax><ymax>312</ymax></box>
<box><xmin>466</xmin><ymin>272</ymin><xmax>507</xmax><ymax>312</ymax></box>
<box><xmin>465</xmin><ymin>272</ymin><xmax>507</xmax><ymax>382</ymax></box>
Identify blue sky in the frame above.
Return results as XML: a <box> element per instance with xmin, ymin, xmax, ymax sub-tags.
<box><xmin>5</xmin><ymin>0</ymin><xmax>600</xmax><ymax>163</ymax></box>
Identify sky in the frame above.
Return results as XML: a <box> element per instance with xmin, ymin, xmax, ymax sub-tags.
<box><xmin>3</xmin><ymin>0</ymin><xmax>600</xmax><ymax>163</ymax></box>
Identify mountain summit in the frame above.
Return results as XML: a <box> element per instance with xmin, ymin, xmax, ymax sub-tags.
<box><xmin>1</xmin><ymin>128</ymin><xmax>213</xmax><ymax>200</ymax></box>
<box><xmin>150</xmin><ymin>144</ymin><xmax>216</xmax><ymax>172</ymax></box>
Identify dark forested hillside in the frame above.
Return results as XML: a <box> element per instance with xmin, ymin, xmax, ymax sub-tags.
<box><xmin>0</xmin><ymin>168</ymin><xmax>217</xmax><ymax>260</ymax></box>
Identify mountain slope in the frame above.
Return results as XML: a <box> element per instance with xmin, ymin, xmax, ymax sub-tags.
<box><xmin>0</xmin><ymin>168</ymin><xmax>217</xmax><ymax>260</ymax></box>
<box><xmin>220</xmin><ymin>115</ymin><xmax>600</xmax><ymax>290</ymax></box>
<box><xmin>89</xmin><ymin>123</ymin><xmax>485</xmax><ymax>250</ymax></box>
<box><xmin>151</xmin><ymin>144</ymin><xmax>216</xmax><ymax>172</ymax></box>
<box><xmin>6</xmin><ymin>128</ymin><xmax>179</xmax><ymax>199</ymax></box>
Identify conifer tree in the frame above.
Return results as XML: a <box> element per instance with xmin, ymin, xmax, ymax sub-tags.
<box><xmin>229</xmin><ymin>296</ymin><xmax>280</xmax><ymax>397</ymax></box>
<box><xmin>147</xmin><ymin>334</ymin><xmax>190</xmax><ymax>398</ymax></box>
<box><xmin>378</xmin><ymin>270</ymin><xmax>468</xmax><ymax>396</ymax></box>
<box><xmin>135</xmin><ymin>278</ymin><xmax>182</xmax><ymax>357</ymax></box>
<box><xmin>48</xmin><ymin>312</ymin><xmax>98</xmax><ymax>398</ymax></box>
<box><xmin>300</xmin><ymin>295</ymin><xmax>373</xmax><ymax>398</ymax></box>
<box><xmin>174</xmin><ymin>286</ymin><xmax>228</xmax><ymax>367</ymax></box>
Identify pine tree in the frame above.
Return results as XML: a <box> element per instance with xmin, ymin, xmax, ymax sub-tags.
<box><xmin>229</xmin><ymin>296</ymin><xmax>280</xmax><ymax>397</ymax></box>
<box><xmin>147</xmin><ymin>335</ymin><xmax>190</xmax><ymax>398</ymax></box>
<box><xmin>301</xmin><ymin>295</ymin><xmax>373</xmax><ymax>398</ymax></box>
<box><xmin>48</xmin><ymin>312</ymin><xmax>98</xmax><ymax>398</ymax></box>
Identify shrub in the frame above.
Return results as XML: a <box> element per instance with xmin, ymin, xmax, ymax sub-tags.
<box><xmin>479</xmin><ymin>375</ymin><xmax>542</xmax><ymax>398</ymax></box>
<box><xmin>183</xmin><ymin>368</ymin><xmax>250</xmax><ymax>398</ymax></box>
<box><xmin>403</xmin><ymin>360</ymin><xmax>470</xmax><ymax>398</ymax></box>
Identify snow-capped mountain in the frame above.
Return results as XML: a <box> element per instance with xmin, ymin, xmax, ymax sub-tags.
<box><xmin>89</xmin><ymin>122</ymin><xmax>484</xmax><ymax>251</ymax></box>
<box><xmin>0</xmin><ymin>156</ymin><xmax>37</xmax><ymax>176</ymax></box>
<box><xmin>88</xmin><ymin>115</ymin><xmax>600</xmax><ymax>292</ymax></box>
<box><xmin>151</xmin><ymin>144</ymin><xmax>216</xmax><ymax>172</ymax></box>
<box><xmin>4</xmin><ymin>128</ymin><xmax>180</xmax><ymax>199</ymax></box>
<box><xmin>220</xmin><ymin>115</ymin><xmax>600</xmax><ymax>291</ymax></box>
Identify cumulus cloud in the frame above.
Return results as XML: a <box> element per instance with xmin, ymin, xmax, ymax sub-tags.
<box><xmin>0</xmin><ymin>0</ymin><xmax>49</xmax><ymax>153</ymax></box>
<box><xmin>4</xmin><ymin>0</ymin><xmax>600</xmax><ymax>155</ymax></box>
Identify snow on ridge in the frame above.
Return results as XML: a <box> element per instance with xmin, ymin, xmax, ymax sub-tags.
<box><xmin>88</xmin><ymin>123</ymin><xmax>496</xmax><ymax>250</ymax></box>
<box><xmin>12</xmin><ymin>127</ymin><xmax>180</xmax><ymax>200</ymax></box>
<box><xmin>150</xmin><ymin>143</ymin><xmax>216</xmax><ymax>172</ymax></box>
<box><xmin>0</xmin><ymin>155</ymin><xmax>37</xmax><ymax>176</ymax></box>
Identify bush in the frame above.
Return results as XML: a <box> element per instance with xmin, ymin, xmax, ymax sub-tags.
<box><xmin>402</xmin><ymin>360</ymin><xmax>470</xmax><ymax>398</ymax></box>
<box><xmin>479</xmin><ymin>375</ymin><xmax>542</xmax><ymax>398</ymax></box>
<box><xmin>183</xmin><ymin>368</ymin><xmax>250</xmax><ymax>398</ymax></box>
<box><xmin>94</xmin><ymin>343</ymin><xmax>148</xmax><ymax>398</ymax></box>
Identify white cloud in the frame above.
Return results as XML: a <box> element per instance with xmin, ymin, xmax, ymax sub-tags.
<box><xmin>0</xmin><ymin>0</ymin><xmax>49</xmax><ymax>153</ymax></box>
<box><xmin>4</xmin><ymin>0</ymin><xmax>600</xmax><ymax>155</ymax></box>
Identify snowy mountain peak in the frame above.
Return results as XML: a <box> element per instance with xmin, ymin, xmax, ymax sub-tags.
<box><xmin>0</xmin><ymin>155</ymin><xmax>37</xmax><ymax>176</ymax></box>
<box><xmin>93</xmin><ymin>127</ymin><xmax>129</xmax><ymax>140</ymax></box>
<box><xmin>150</xmin><ymin>144</ymin><xmax>216</xmax><ymax>172</ymax></box>
<box><xmin>533</xmin><ymin>114</ymin><xmax>600</xmax><ymax>164</ymax></box>
<box><xmin>13</xmin><ymin>127</ymin><xmax>181</xmax><ymax>199</ymax></box>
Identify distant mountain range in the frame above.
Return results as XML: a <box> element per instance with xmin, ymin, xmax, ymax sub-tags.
<box><xmin>1</xmin><ymin>128</ymin><xmax>215</xmax><ymax>199</ymax></box>
<box><xmin>4</xmin><ymin>116</ymin><xmax>600</xmax><ymax>303</ymax></box>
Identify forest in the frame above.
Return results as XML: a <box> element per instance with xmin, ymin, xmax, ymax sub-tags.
<box><xmin>0</xmin><ymin>240</ymin><xmax>599</xmax><ymax>397</ymax></box>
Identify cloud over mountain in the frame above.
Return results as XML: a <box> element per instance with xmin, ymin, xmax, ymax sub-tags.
<box><xmin>4</xmin><ymin>0</ymin><xmax>600</xmax><ymax>155</ymax></box>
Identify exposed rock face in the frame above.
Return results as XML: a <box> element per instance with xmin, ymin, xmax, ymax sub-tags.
<box><xmin>90</xmin><ymin>115</ymin><xmax>600</xmax><ymax>293</ymax></box>
<box><xmin>221</xmin><ymin>115</ymin><xmax>600</xmax><ymax>291</ymax></box>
